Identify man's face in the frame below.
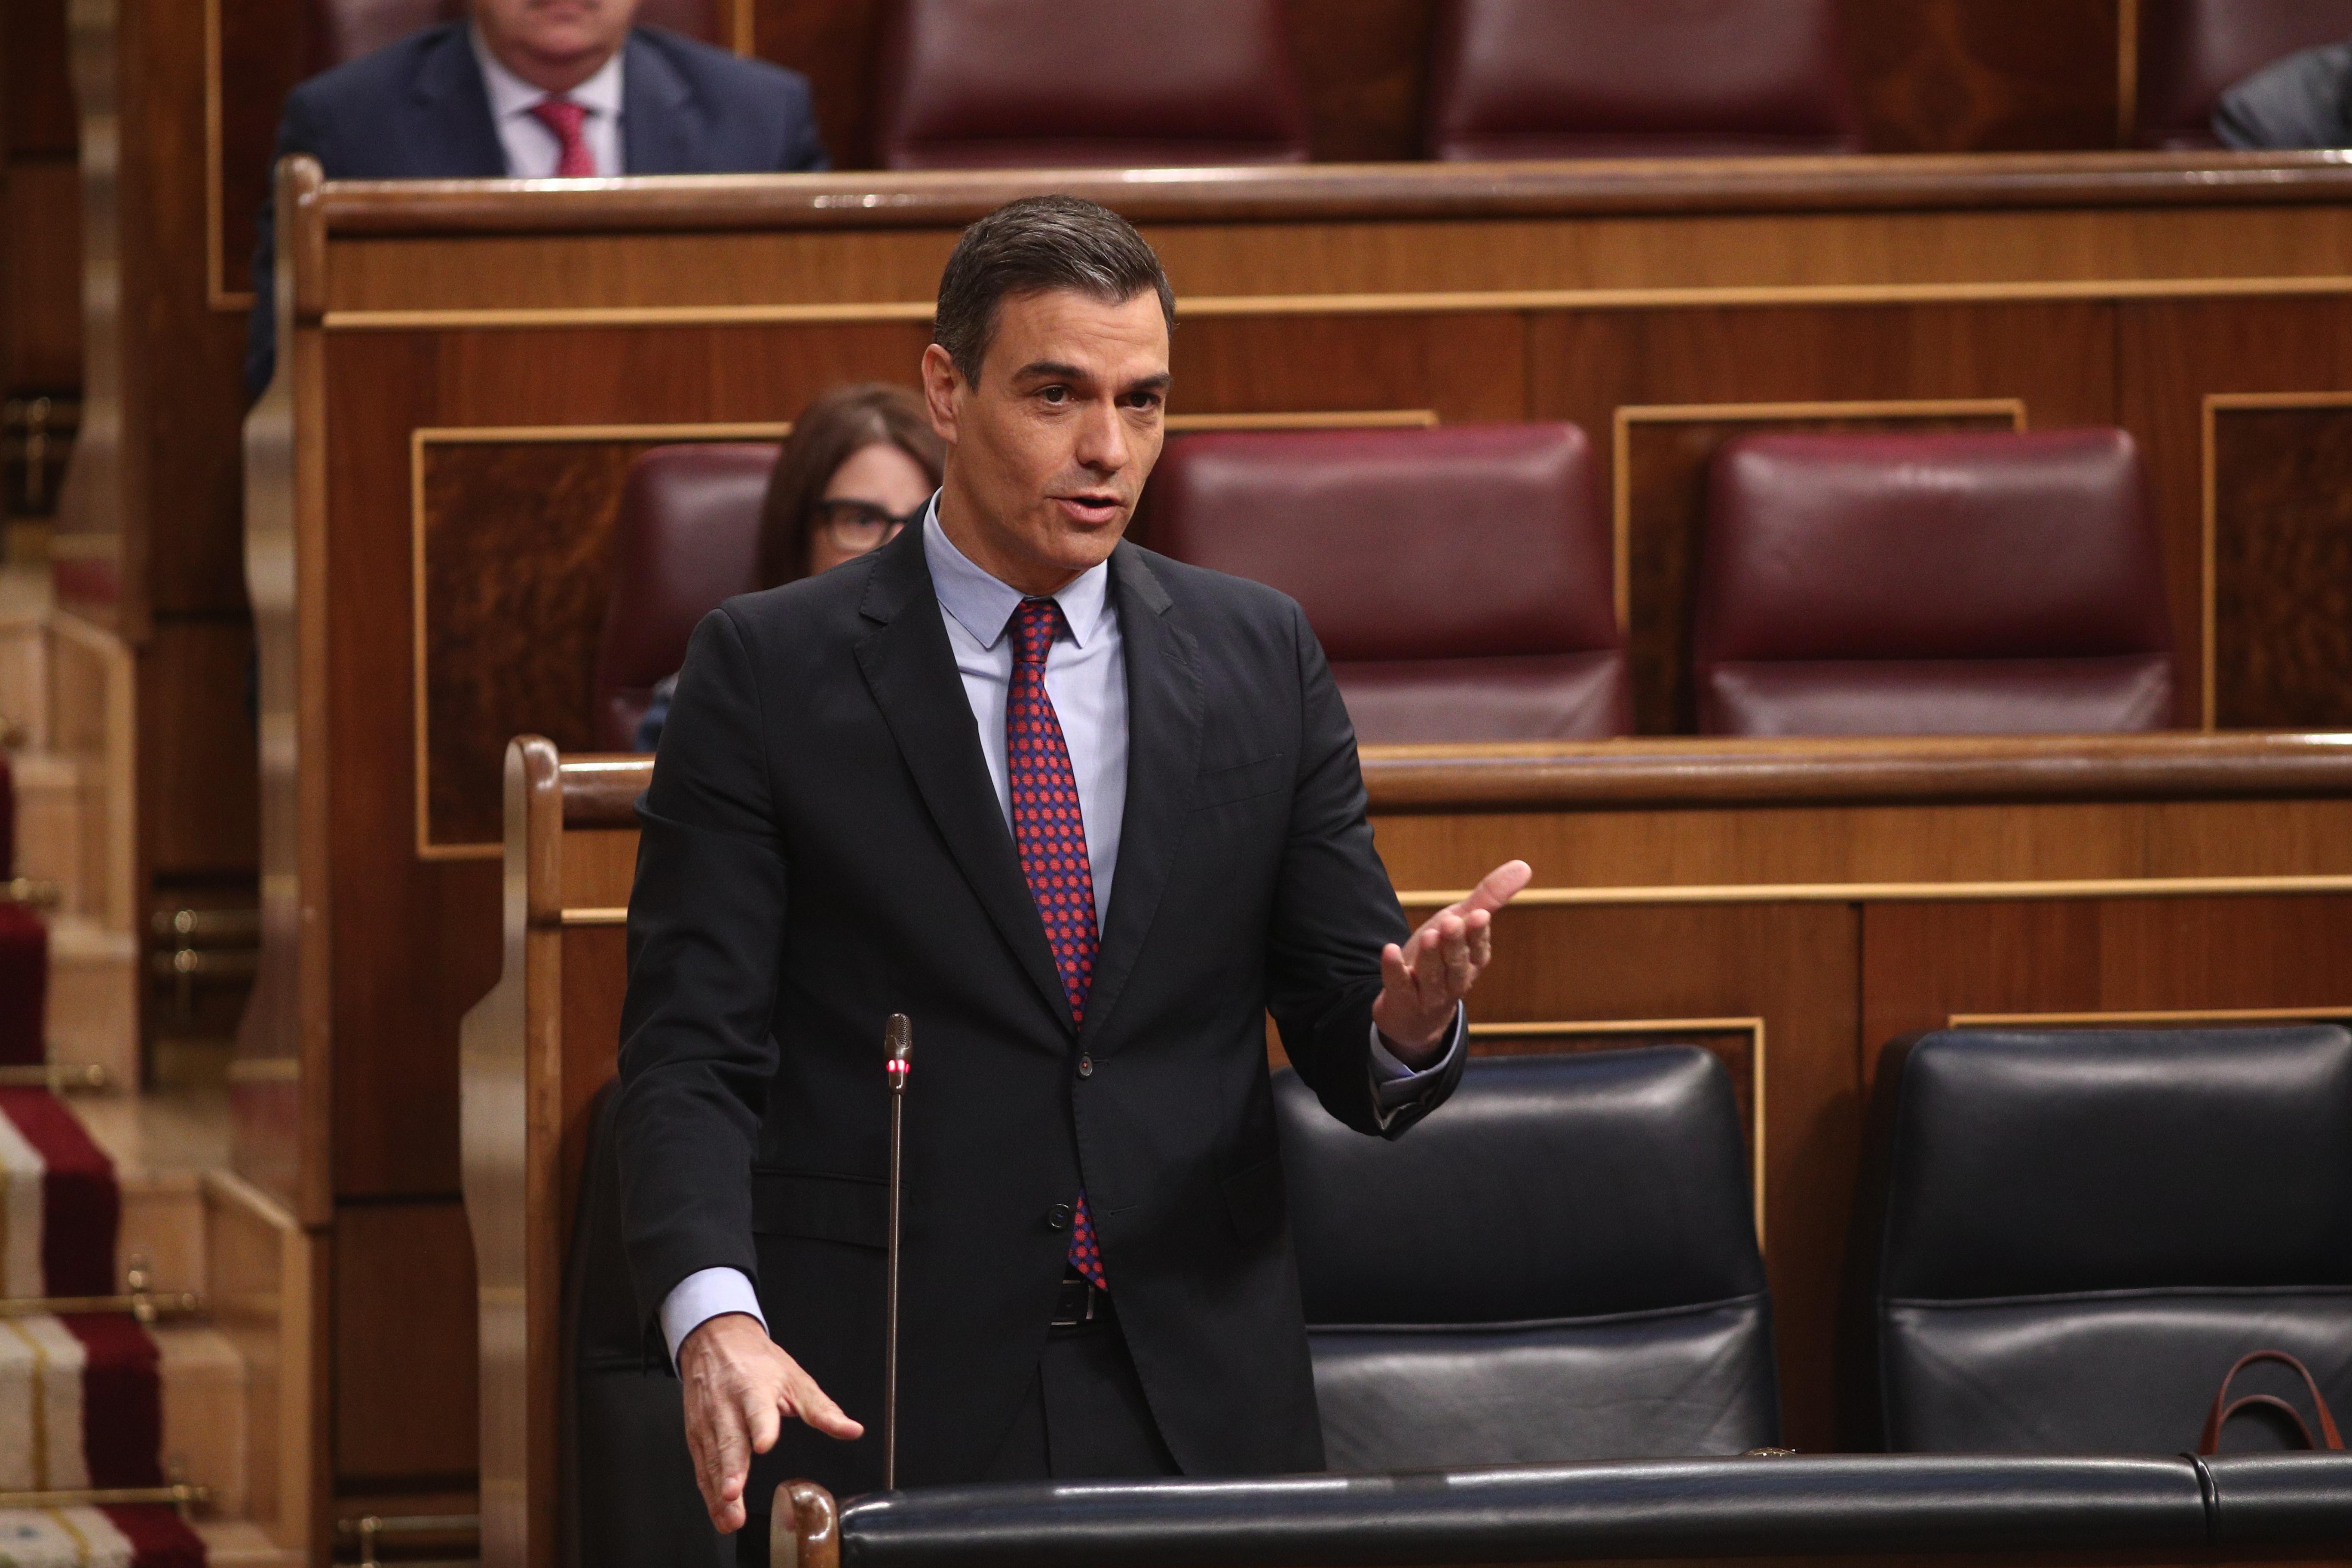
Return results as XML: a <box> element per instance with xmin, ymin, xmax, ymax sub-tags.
<box><xmin>923</xmin><ymin>288</ymin><xmax>1170</xmax><ymax>596</ymax></box>
<box><xmin>473</xmin><ymin>0</ymin><xmax>638</xmax><ymax>85</ymax></box>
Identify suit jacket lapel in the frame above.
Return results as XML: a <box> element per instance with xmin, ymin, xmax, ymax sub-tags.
<box><xmin>854</xmin><ymin>527</ymin><xmax>1076</xmax><ymax>1035</ymax></box>
<box><xmin>410</xmin><ymin>26</ymin><xmax>508</xmax><ymax>177</ymax></box>
<box><xmin>1082</xmin><ymin>545</ymin><xmax>1204</xmax><ymax>1046</ymax></box>
<box><xmin>620</xmin><ymin>31</ymin><xmax>699</xmax><ymax>175</ymax></box>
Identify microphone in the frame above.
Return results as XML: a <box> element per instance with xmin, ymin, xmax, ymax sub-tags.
<box><xmin>882</xmin><ymin>1014</ymin><xmax>913</xmax><ymax>1490</ymax></box>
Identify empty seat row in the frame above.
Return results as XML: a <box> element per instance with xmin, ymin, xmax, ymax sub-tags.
<box><xmin>1289</xmin><ymin>1023</ymin><xmax>2352</xmax><ymax>1469</ymax></box>
<box><xmin>599</xmin><ymin>424</ymin><xmax>2177</xmax><ymax>749</ymax></box>
<box><xmin>567</xmin><ymin>1023</ymin><xmax>2352</xmax><ymax>1559</ymax></box>
<box><xmin>312</xmin><ymin>1</ymin><xmax>2352</xmax><ymax>165</ymax></box>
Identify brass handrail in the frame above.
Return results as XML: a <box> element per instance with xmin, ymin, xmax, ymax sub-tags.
<box><xmin>335</xmin><ymin>1512</ymin><xmax>481</xmax><ymax>1568</ymax></box>
<box><xmin>0</xmin><ymin>1063</ymin><xmax>109</xmax><ymax>1092</ymax></box>
<box><xmin>0</xmin><ymin>1482</ymin><xmax>206</xmax><ymax>1516</ymax></box>
<box><xmin>2</xmin><ymin>879</ymin><xmax>63</xmax><ymax>911</ymax></box>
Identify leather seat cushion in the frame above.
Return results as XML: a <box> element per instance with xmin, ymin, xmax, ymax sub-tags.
<box><xmin>2135</xmin><ymin>0</ymin><xmax>2352</xmax><ymax>145</ymax></box>
<box><xmin>1152</xmin><ymin>424</ymin><xmax>1614</xmax><ymax>663</ymax></box>
<box><xmin>590</xmin><ymin>443</ymin><xmax>775</xmax><ymax>750</ymax></box>
<box><xmin>876</xmin><ymin>0</ymin><xmax>1309</xmax><ymax>168</ymax></box>
<box><xmin>1334</xmin><ymin>652</ymin><xmax>1629</xmax><ymax>744</ymax></box>
<box><xmin>1427</xmin><ymin>0</ymin><xmax>1859</xmax><ymax>159</ymax></box>
<box><xmin>1279</xmin><ymin>1048</ymin><xmax>1761</xmax><ymax>1325</ymax></box>
<box><xmin>1312</xmin><ymin>1298</ymin><xmax>1778</xmax><ymax>1468</ymax></box>
<box><xmin>1885</xmin><ymin>1290</ymin><xmax>2352</xmax><ymax>1453</ymax></box>
<box><xmin>1700</xmin><ymin>655</ymin><xmax>2175</xmax><ymax>738</ymax></box>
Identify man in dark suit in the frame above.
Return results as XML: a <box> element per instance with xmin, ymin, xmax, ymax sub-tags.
<box><xmin>244</xmin><ymin>0</ymin><xmax>826</xmax><ymax>396</ymax></box>
<box><xmin>616</xmin><ymin>195</ymin><xmax>1531</xmax><ymax>1547</ymax></box>
<box><xmin>2215</xmin><ymin>35</ymin><xmax>2352</xmax><ymax>150</ymax></box>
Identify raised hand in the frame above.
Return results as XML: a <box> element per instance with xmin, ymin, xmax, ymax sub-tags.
<box><xmin>678</xmin><ymin>1312</ymin><xmax>863</xmax><ymax>1533</ymax></box>
<box><xmin>1371</xmin><ymin>859</ymin><xmax>1534</xmax><ymax>1063</ymax></box>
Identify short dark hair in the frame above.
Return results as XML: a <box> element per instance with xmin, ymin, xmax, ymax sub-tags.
<box><xmin>933</xmin><ymin>196</ymin><xmax>1175</xmax><ymax>383</ymax></box>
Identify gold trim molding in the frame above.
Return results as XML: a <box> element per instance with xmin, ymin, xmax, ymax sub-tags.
<box><xmin>1950</xmin><ymin>1004</ymin><xmax>2352</xmax><ymax>1029</ymax></box>
<box><xmin>1396</xmin><ymin>873</ymin><xmax>2352</xmax><ymax>910</ymax></box>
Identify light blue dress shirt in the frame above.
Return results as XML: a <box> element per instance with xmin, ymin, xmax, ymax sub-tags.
<box><xmin>658</xmin><ymin>496</ymin><xmax>1462</xmax><ymax>1362</ymax></box>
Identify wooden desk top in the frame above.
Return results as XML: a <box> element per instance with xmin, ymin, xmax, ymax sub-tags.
<box><xmin>554</xmin><ymin>732</ymin><xmax>2352</xmax><ymax>827</ymax></box>
<box><xmin>313</xmin><ymin>151</ymin><xmax>2352</xmax><ymax>234</ymax></box>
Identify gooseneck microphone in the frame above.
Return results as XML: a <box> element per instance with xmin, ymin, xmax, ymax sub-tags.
<box><xmin>882</xmin><ymin>1014</ymin><xmax>913</xmax><ymax>1491</ymax></box>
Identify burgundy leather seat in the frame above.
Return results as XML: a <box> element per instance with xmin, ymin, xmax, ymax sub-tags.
<box><xmin>2135</xmin><ymin>0</ymin><xmax>2352</xmax><ymax>149</ymax></box>
<box><xmin>1150</xmin><ymin>425</ymin><xmax>1629</xmax><ymax>744</ymax></box>
<box><xmin>589</xmin><ymin>444</ymin><xmax>775</xmax><ymax>751</ymax></box>
<box><xmin>1426</xmin><ymin>0</ymin><xmax>1862</xmax><ymax>161</ymax></box>
<box><xmin>873</xmin><ymin>0</ymin><xmax>1310</xmax><ymax>170</ymax></box>
<box><xmin>1692</xmin><ymin>429</ymin><xmax>2176</xmax><ymax>738</ymax></box>
<box><xmin>311</xmin><ymin>0</ymin><xmax>723</xmax><ymax>70</ymax></box>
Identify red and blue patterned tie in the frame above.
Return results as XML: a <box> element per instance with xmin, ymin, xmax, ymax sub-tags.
<box><xmin>1007</xmin><ymin>598</ymin><xmax>1108</xmax><ymax>1291</ymax></box>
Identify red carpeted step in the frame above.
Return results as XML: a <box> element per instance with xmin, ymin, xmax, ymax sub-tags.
<box><xmin>0</xmin><ymin>1503</ymin><xmax>205</xmax><ymax>1565</ymax></box>
<box><xmin>0</xmin><ymin>1094</ymin><xmax>203</xmax><ymax>1564</ymax></box>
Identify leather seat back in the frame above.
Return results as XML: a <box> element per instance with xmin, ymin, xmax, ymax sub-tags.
<box><xmin>873</xmin><ymin>0</ymin><xmax>1310</xmax><ymax>169</ymax></box>
<box><xmin>1277</xmin><ymin>1047</ymin><xmax>1778</xmax><ymax>1467</ymax></box>
<box><xmin>590</xmin><ymin>444</ymin><xmax>776</xmax><ymax>751</ymax></box>
<box><xmin>2135</xmin><ymin>0</ymin><xmax>2352</xmax><ymax>148</ymax></box>
<box><xmin>1693</xmin><ymin>429</ymin><xmax>2175</xmax><ymax>737</ymax></box>
<box><xmin>1150</xmin><ymin>424</ymin><xmax>1629</xmax><ymax>743</ymax></box>
<box><xmin>312</xmin><ymin>0</ymin><xmax>722</xmax><ymax>70</ymax></box>
<box><xmin>1852</xmin><ymin>1026</ymin><xmax>2352</xmax><ymax>1453</ymax></box>
<box><xmin>1426</xmin><ymin>0</ymin><xmax>1862</xmax><ymax>161</ymax></box>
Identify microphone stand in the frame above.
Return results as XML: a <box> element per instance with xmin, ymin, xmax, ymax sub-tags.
<box><xmin>882</xmin><ymin>1014</ymin><xmax>912</xmax><ymax>1491</ymax></box>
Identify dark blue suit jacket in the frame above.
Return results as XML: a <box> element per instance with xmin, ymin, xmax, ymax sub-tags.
<box><xmin>246</xmin><ymin>22</ymin><xmax>827</xmax><ymax>396</ymax></box>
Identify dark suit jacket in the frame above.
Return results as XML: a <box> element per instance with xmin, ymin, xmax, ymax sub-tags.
<box><xmin>616</xmin><ymin>522</ymin><xmax>1460</xmax><ymax>1498</ymax></box>
<box><xmin>2215</xmin><ymin>38</ymin><xmax>2352</xmax><ymax>150</ymax></box>
<box><xmin>244</xmin><ymin>22</ymin><xmax>827</xmax><ymax>396</ymax></box>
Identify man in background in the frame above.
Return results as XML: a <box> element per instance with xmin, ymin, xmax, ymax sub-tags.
<box><xmin>2215</xmin><ymin>34</ymin><xmax>2352</xmax><ymax>150</ymax></box>
<box><xmin>244</xmin><ymin>0</ymin><xmax>827</xmax><ymax>396</ymax></box>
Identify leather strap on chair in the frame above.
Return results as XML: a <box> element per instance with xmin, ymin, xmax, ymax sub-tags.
<box><xmin>2199</xmin><ymin>1351</ymin><xmax>2345</xmax><ymax>1454</ymax></box>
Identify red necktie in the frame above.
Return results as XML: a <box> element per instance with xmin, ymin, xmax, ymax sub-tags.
<box><xmin>527</xmin><ymin>97</ymin><xmax>596</xmax><ymax>178</ymax></box>
<box><xmin>1007</xmin><ymin>599</ymin><xmax>1108</xmax><ymax>1291</ymax></box>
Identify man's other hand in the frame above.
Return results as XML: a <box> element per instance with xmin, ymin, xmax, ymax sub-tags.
<box><xmin>1372</xmin><ymin>859</ymin><xmax>1534</xmax><ymax>1064</ymax></box>
<box><xmin>678</xmin><ymin>1312</ymin><xmax>863</xmax><ymax>1533</ymax></box>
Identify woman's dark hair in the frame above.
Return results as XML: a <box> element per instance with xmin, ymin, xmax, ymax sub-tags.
<box><xmin>755</xmin><ymin>383</ymin><xmax>946</xmax><ymax>588</ymax></box>
<box><xmin>933</xmin><ymin>195</ymin><xmax>1175</xmax><ymax>383</ymax></box>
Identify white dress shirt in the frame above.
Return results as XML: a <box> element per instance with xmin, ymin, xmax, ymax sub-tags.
<box><xmin>658</xmin><ymin>498</ymin><xmax>1464</xmax><ymax>1362</ymax></box>
<box><xmin>471</xmin><ymin>28</ymin><xmax>625</xmax><ymax>178</ymax></box>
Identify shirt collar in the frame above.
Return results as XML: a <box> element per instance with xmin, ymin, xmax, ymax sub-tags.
<box><xmin>922</xmin><ymin>493</ymin><xmax>1113</xmax><ymax>651</ymax></box>
<box><xmin>471</xmin><ymin>26</ymin><xmax>625</xmax><ymax>123</ymax></box>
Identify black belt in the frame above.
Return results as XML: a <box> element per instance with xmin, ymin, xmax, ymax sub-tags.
<box><xmin>1051</xmin><ymin>1269</ymin><xmax>1112</xmax><ymax>1327</ymax></box>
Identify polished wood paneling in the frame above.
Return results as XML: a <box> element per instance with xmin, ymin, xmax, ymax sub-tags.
<box><xmin>140</xmin><ymin>617</ymin><xmax>261</xmax><ymax>873</ymax></box>
<box><xmin>1167</xmin><ymin>311</ymin><xmax>1525</xmax><ymax>423</ymax></box>
<box><xmin>419</xmin><ymin>439</ymin><xmax>669</xmax><ymax>849</ymax></box>
<box><xmin>1843</xmin><ymin>0</ymin><xmax>2122</xmax><ymax>153</ymax></box>
<box><xmin>1619</xmin><ymin>404</ymin><xmax>2020</xmax><ymax>733</ymax></box>
<box><xmin>1859</xmin><ymin>896</ymin><xmax>2352</xmax><ymax>1089</ymax></box>
<box><xmin>3</xmin><ymin>158</ymin><xmax>81</xmax><ymax>392</ymax></box>
<box><xmin>2120</xmin><ymin>299</ymin><xmax>2352</xmax><ymax>727</ymax></box>
<box><xmin>209</xmin><ymin>0</ymin><xmax>316</xmax><ymax>308</ymax></box>
<box><xmin>334</xmin><ymin>1199</ymin><xmax>478</xmax><ymax>1486</ymax></box>
<box><xmin>2210</xmin><ymin>404</ymin><xmax>2352</xmax><ymax>729</ymax></box>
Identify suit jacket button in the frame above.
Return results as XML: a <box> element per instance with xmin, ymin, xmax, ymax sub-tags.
<box><xmin>1077</xmin><ymin>1054</ymin><xmax>1093</xmax><ymax>1078</ymax></box>
<box><xmin>1046</xmin><ymin>1203</ymin><xmax>1073</xmax><ymax>1231</ymax></box>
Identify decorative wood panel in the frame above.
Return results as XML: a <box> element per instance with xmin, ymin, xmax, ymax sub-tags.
<box><xmin>334</xmin><ymin>1199</ymin><xmax>478</xmax><ymax>1487</ymax></box>
<box><xmin>1615</xmin><ymin>400</ymin><xmax>2024</xmax><ymax>734</ymax></box>
<box><xmin>413</xmin><ymin>427</ymin><xmax>784</xmax><ymax>854</ymax></box>
<box><xmin>2208</xmin><ymin>400</ymin><xmax>2352</xmax><ymax>729</ymax></box>
<box><xmin>1842</xmin><ymin>0</ymin><xmax>2123</xmax><ymax>153</ymax></box>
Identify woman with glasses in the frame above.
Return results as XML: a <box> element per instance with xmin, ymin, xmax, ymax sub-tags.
<box><xmin>636</xmin><ymin>384</ymin><xmax>945</xmax><ymax>749</ymax></box>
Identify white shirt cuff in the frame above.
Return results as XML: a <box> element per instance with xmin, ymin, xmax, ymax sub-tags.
<box><xmin>659</xmin><ymin>1266</ymin><xmax>767</xmax><ymax>1369</ymax></box>
<box><xmin>1369</xmin><ymin>1002</ymin><xmax>1466</xmax><ymax>1116</ymax></box>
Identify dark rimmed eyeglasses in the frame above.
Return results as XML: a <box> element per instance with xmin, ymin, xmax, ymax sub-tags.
<box><xmin>812</xmin><ymin>498</ymin><xmax>924</xmax><ymax>553</ymax></box>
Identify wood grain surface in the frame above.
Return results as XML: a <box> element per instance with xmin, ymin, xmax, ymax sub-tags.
<box><xmin>2211</xmin><ymin>404</ymin><xmax>2352</xmax><ymax>729</ymax></box>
